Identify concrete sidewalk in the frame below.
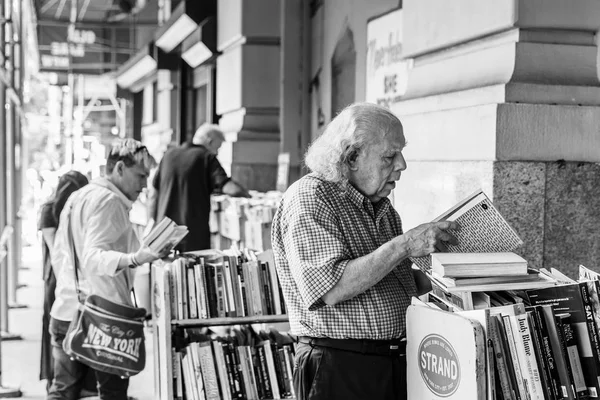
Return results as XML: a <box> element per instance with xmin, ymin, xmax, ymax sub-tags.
<box><xmin>3</xmin><ymin>244</ymin><xmax>156</xmax><ymax>400</ymax></box>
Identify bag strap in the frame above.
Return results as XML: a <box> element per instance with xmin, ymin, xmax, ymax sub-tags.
<box><xmin>67</xmin><ymin>205</ymin><xmax>139</xmax><ymax>307</ymax></box>
<box><xmin>66</xmin><ymin>206</ymin><xmax>85</xmax><ymax>304</ymax></box>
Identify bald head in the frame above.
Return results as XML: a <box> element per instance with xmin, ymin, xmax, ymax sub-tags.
<box><xmin>193</xmin><ymin>123</ymin><xmax>225</xmax><ymax>154</ymax></box>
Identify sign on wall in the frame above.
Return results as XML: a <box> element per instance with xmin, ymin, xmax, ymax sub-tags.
<box><xmin>366</xmin><ymin>8</ymin><xmax>409</xmax><ymax>109</ymax></box>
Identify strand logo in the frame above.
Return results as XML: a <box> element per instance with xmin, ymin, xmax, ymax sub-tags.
<box><xmin>418</xmin><ymin>334</ymin><xmax>460</xmax><ymax>397</ymax></box>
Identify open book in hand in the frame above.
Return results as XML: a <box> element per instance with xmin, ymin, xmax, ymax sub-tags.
<box><xmin>142</xmin><ymin>217</ymin><xmax>189</xmax><ymax>254</ymax></box>
<box><xmin>411</xmin><ymin>189</ymin><xmax>524</xmax><ymax>272</ymax></box>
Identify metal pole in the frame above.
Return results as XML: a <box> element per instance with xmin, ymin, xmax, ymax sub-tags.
<box><xmin>0</xmin><ymin>12</ymin><xmax>7</xmax><ymax>336</ymax></box>
<box><xmin>0</xmin><ymin>0</ymin><xmax>23</xmax><ymax>395</ymax></box>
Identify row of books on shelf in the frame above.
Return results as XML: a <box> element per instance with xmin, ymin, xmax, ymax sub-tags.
<box><xmin>419</xmin><ymin>264</ymin><xmax>600</xmax><ymax>400</ymax></box>
<box><xmin>173</xmin><ymin>327</ymin><xmax>297</xmax><ymax>400</ymax></box>
<box><xmin>165</xmin><ymin>248</ymin><xmax>287</xmax><ymax>320</ymax></box>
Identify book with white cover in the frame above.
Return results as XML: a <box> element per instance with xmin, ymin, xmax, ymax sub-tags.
<box><xmin>411</xmin><ymin>189</ymin><xmax>523</xmax><ymax>272</ymax></box>
<box><xmin>431</xmin><ymin>252</ymin><xmax>528</xmax><ymax>278</ymax></box>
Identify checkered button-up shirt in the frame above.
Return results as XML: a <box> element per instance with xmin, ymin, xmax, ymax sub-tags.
<box><xmin>271</xmin><ymin>173</ymin><xmax>417</xmax><ymax>340</ymax></box>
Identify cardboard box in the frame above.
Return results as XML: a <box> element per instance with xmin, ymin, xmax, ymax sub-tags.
<box><xmin>244</xmin><ymin>221</ymin><xmax>272</xmax><ymax>251</ymax></box>
<box><xmin>219</xmin><ymin>212</ymin><xmax>245</xmax><ymax>242</ymax></box>
<box><xmin>209</xmin><ymin>210</ymin><xmax>220</xmax><ymax>233</ymax></box>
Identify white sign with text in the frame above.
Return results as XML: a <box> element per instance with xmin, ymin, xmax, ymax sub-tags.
<box><xmin>366</xmin><ymin>9</ymin><xmax>409</xmax><ymax>109</ymax></box>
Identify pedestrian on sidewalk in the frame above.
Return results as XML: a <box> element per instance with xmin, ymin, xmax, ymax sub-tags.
<box><xmin>150</xmin><ymin>123</ymin><xmax>250</xmax><ymax>252</ymax></box>
<box><xmin>38</xmin><ymin>170</ymin><xmax>88</xmax><ymax>392</ymax></box>
<box><xmin>48</xmin><ymin>139</ymin><xmax>164</xmax><ymax>400</ymax></box>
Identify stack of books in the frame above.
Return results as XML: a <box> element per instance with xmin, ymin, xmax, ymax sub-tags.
<box><xmin>430</xmin><ymin>251</ymin><xmax>557</xmax><ymax>293</ymax></box>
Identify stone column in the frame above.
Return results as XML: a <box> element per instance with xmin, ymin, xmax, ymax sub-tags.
<box><xmin>216</xmin><ymin>0</ymin><xmax>281</xmax><ymax>191</ymax></box>
<box><xmin>395</xmin><ymin>0</ymin><xmax>600</xmax><ymax>276</ymax></box>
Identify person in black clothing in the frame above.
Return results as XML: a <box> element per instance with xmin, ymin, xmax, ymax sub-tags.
<box><xmin>151</xmin><ymin>123</ymin><xmax>250</xmax><ymax>252</ymax></box>
<box><xmin>38</xmin><ymin>170</ymin><xmax>89</xmax><ymax>392</ymax></box>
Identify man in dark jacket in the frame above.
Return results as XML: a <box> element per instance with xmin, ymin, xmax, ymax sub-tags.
<box><xmin>151</xmin><ymin>124</ymin><xmax>250</xmax><ymax>252</ymax></box>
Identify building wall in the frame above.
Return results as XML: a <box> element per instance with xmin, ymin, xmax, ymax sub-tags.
<box><xmin>310</xmin><ymin>0</ymin><xmax>399</xmax><ymax>139</ymax></box>
<box><xmin>316</xmin><ymin>0</ymin><xmax>600</xmax><ymax>276</ymax></box>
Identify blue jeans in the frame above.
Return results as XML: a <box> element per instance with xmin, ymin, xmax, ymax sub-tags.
<box><xmin>47</xmin><ymin>317</ymin><xmax>129</xmax><ymax>400</ymax></box>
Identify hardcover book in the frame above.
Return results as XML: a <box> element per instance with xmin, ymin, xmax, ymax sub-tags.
<box><xmin>539</xmin><ymin>305</ymin><xmax>577</xmax><ymax>400</ymax></box>
<box><xmin>431</xmin><ymin>252</ymin><xmax>528</xmax><ymax>278</ymax></box>
<box><xmin>411</xmin><ymin>189</ymin><xmax>523</xmax><ymax>272</ymax></box>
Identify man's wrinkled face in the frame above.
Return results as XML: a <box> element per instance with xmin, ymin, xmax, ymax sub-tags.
<box><xmin>348</xmin><ymin>128</ymin><xmax>407</xmax><ymax>203</ymax></box>
<box><xmin>120</xmin><ymin>163</ymin><xmax>149</xmax><ymax>201</ymax></box>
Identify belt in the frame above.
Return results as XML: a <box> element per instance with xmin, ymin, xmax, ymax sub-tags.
<box><xmin>298</xmin><ymin>336</ymin><xmax>406</xmax><ymax>357</ymax></box>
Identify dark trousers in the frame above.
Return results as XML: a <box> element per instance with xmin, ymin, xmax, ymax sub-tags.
<box><xmin>40</xmin><ymin>272</ymin><xmax>56</xmax><ymax>385</ymax></box>
<box><xmin>293</xmin><ymin>342</ymin><xmax>407</xmax><ymax>400</ymax></box>
<box><xmin>46</xmin><ymin>318</ymin><xmax>129</xmax><ymax>400</ymax></box>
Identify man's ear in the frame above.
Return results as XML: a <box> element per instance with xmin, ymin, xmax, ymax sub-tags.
<box><xmin>114</xmin><ymin>160</ymin><xmax>125</xmax><ymax>176</ymax></box>
<box><xmin>346</xmin><ymin>149</ymin><xmax>359</xmax><ymax>171</ymax></box>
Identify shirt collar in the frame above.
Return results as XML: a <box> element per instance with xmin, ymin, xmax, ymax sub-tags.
<box><xmin>342</xmin><ymin>180</ymin><xmax>391</xmax><ymax>217</ymax></box>
<box><xmin>91</xmin><ymin>177</ymin><xmax>134</xmax><ymax>210</ymax></box>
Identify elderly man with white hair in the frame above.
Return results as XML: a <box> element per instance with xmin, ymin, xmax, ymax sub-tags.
<box><xmin>151</xmin><ymin>123</ymin><xmax>250</xmax><ymax>252</ymax></box>
<box><xmin>271</xmin><ymin>102</ymin><xmax>459</xmax><ymax>400</ymax></box>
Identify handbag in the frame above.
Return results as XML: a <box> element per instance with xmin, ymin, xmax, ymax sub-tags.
<box><xmin>62</xmin><ymin>209</ymin><xmax>147</xmax><ymax>378</ymax></box>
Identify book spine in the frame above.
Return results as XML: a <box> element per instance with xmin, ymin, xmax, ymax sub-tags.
<box><xmin>215</xmin><ymin>265</ymin><xmax>227</xmax><ymax>318</ymax></box>
<box><xmin>223</xmin><ymin>260</ymin><xmax>237</xmax><ymax>317</ymax></box>
<box><xmin>489</xmin><ymin>315</ymin><xmax>518</xmax><ymax>400</ymax></box>
<box><xmin>248</xmin><ymin>262</ymin><xmax>264</xmax><ymax>316</ymax></box>
<box><xmin>580</xmin><ymin>283</ymin><xmax>600</xmax><ymax>398</ymax></box>
<box><xmin>188</xmin><ymin>344</ymin><xmax>204</xmax><ymax>400</ymax></box>
<box><xmin>180</xmin><ymin>352</ymin><xmax>197</xmax><ymax>400</ymax></box>
<box><xmin>193</xmin><ymin>263</ymin><xmax>208</xmax><ymax>319</ymax></box>
<box><xmin>282</xmin><ymin>345</ymin><xmax>296</xmax><ymax>398</ymax></box>
<box><xmin>276</xmin><ymin>347</ymin><xmax>292</xmax><ymax>398</ymax></box>
<box><xmin>255</xmin><ymin>344</ymin><xmax>273</xmax><ymax>399</ymax></box>
<box><xmin>227</xmin><ymin>342</ymin><xmax>245</xmax><ymax>399</ymax></box>
<box><xmin>534</xmin><ymin>307</ymin><xmax>563</xmax><ymax>400</ymax></box>
<box><xmin>266</xmin><ymin>260</ymin><xmax>283</xmax><ymax>315</ymax></box>
<box><xmin>527</xmin><ymin>309</ymin><xmax>557</xmax><ymax>400</ymax></box>
<box><xmin>197</xmin><ymin>342</ymin><xmax>221</xmax><ymax>400</ymax></box>
<box><xmin>180</xmin><ymin>260</ymin><xmax>189</xmax><ymax>320</ymax></box>
<box><xmin>237</xmin><ymin>260</ymin><xmax>249</xmax><ymax>317</ymax></box>
<box><xmin>187</xmin><ymin>267</ymin><xmax>198</xmax><ymax>319</ymax></box>
<box><xmin>260</xmin><ymin>262</ymin><xmax>274</xmax><ymax>315</ymax></box>
<box><xmin>204</xmin><ymin>264</ymin><xmax>218</xmax><ymax>318</ymax></box>
<box><xmin>269</xmin><ymin>343</ymin><xmax>287</xmax><ymax>398</ymax></box>
<box><xmin>212</xmin><ymin>341</ymin><xmax>233</xmax><ymax>400</ymax></box>
<box><xmin>173</xmin><ymin>348</ymin><xmax>184</xmax><ymax>400</ymax></box>
<box><xmin>515</xmin><ymin>314</ymin><xmax>545</xmax><ymax>400</ymax></box>
<box><xmin>222</xmin><ymin>342</ymin><xmax>242</xmax><ymax>399</ymax></box>
<box><xmin>540</xmin><ymin>305</ymin><xmax>575</xmax><ymax>400</ymax></box>
<box><xmin>237</xmin><ymin>346</ymin><xmax>259</xmax><ymax>400</ymax></box>
<box><xmin>502</xmin><ymin>314</ymin><xmax>529</xmax><ymax>400</ymax></box>
<box><xmin>559</xmin><ymin>315</ymin><xmax>589</xmax><ymax>399</ymax></box>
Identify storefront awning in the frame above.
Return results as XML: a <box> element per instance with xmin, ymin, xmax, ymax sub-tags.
<box><xmin>154</xmin><ymin>0</ymin><xmax>216</xmax><ymax>53</ymax></box>
<box><xmin>37</xmin><ymin>20</ymin><xmax>133</xmax><ymax>75</ymax></box>
<box><xmin>115</xmin><ymin>42</ymin><xmax>178</xmax><ymax>91</ymax></box>
<box><xmin>181</xmin><ymin>17</ymin><xmax>217</xmax><ymax>68</ymax></box>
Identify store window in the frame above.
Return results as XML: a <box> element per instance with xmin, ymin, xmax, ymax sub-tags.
<box><xmin>331</xmin><ymin>27</ymin><xmax>356</xmax><ymax>116</ymax></box>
